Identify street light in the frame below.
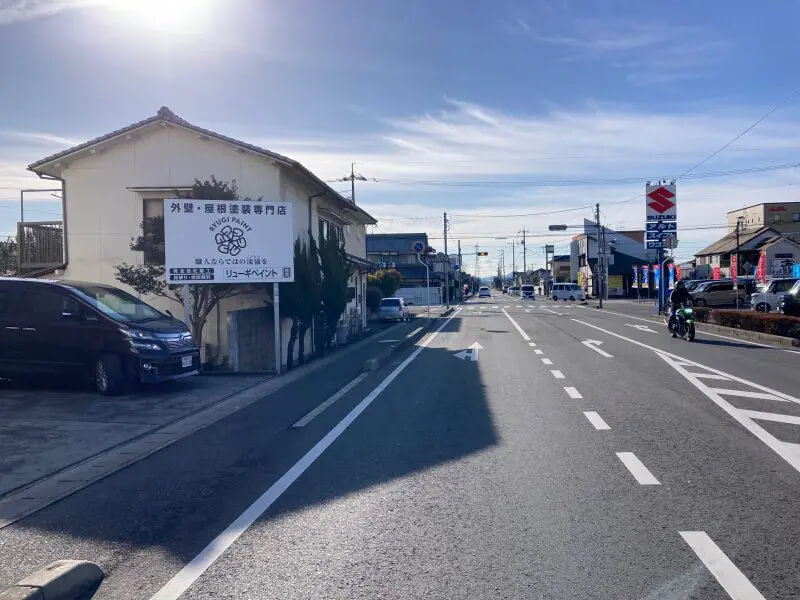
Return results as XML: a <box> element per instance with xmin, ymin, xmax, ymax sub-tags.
<box><xmin>549</xmin><ymin>224</ymin><xmax>568</xmax><ymax>231</ymax></box>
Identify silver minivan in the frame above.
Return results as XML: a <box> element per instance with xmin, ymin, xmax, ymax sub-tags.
<box><xmin>551</xmin><ymin>283</ymin><xmax>585</xmax><ymax>301</ymax></box>
<box><xmin>750</xmin><ymin>278</ymin><xmax>798</xmax><ymax>312</ymax></box>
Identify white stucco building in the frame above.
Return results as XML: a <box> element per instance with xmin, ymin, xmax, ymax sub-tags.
<box><xmin>24</xmin><ymin>106</ymin><xmax>376</xmax><ymax>371</ymax></box>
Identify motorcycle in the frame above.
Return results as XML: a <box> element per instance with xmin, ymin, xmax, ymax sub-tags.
<box><xmin>666</xmin><ymin>303</ymin><xmax>696</xmax><ymax>342</ymax></box>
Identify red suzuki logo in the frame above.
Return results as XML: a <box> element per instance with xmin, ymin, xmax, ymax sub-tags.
<box><xmin>647</xmin><ymin>187</ymin><xmax>675</xmax><ymax>213</ymax></box>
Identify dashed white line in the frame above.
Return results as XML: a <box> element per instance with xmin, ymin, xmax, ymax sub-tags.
<box><xmin>679</xmin><ymin>531</ymin><xmax>766</xmax><ymax>600</ymax></box>
<box><xmin>502</xmin><ymin>309</ymin><xmax>531</xmax><ymax>341</ymax></box>
<box><xmin>616</xmin><ymin>452</ymin><xmax>660</xmax><ymax>485</ymax></box>
<box><xmin>528</xmin><ymin>342</ymin><xmax>537</xmax><ymax>347</ymax></box>
<box><xmin>550</xmin><ymin>370</ymin><xmax>565</xmax><ymax>379</ymax></box>
<box><xmin>583</xmin><ymin>411</ymin><xmax>610</xmax><ymax>430</ymax></box>
<box><xmin>292</xmin><ymin>373</ymin><xmax>369</xmax><ymax>427</ymax></box>
<box><xmin>564</xmin><ymin>386</ymin><xmax>583</xmax><ymax>399</ymax></box>
<box><xmin>534</xmin><ymin>349</ymin><xmax>544</xmax><ymax>355</ymax></box>
<box><xmin>541</xmin><ymin>358</ymin><xmax>553</xmax><ymax>365</ymax></box>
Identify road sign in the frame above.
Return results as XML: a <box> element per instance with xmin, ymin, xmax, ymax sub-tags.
<box><xmin>646</xmin><ymin>221</ymin><xmax>677</xmax><ymax>232</ymax></box>
<box><xmin>646</xmin><ymin>240</ymin><xmax>668</xmax><ymax>249</ymax></box>
<box><xmin>645</xmin><ymin>184</ymin><xmax>677</xmax><ymax>221</ymax></box>
<box><xmin>164</xmin><ymin>199</ymin><xmax>294</xmax><ymax>284</ymax></box>
<box><xmin>545</xmin><ymin>244</ymin><xmax>555</xmax><ymax>252</ymax></box>
<box><xmin>646</xmin><ymin>231</ymin><xmax>674</xmax><ymax>241</ymax></box>
<box><xmin>453</xmin><ymin>342</ymin><xmax>483</xmax><ymax>362</ymax></box>
<box><xmin>412</xmin><ymin>240</ymin><xmax>425</xmax><ymax>253</ymax></box>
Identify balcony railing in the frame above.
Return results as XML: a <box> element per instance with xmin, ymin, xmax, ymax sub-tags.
<box><xmin>17</xmin><ymin>221</ymin><xmax>64</xmax><ymax>272</ymax></box>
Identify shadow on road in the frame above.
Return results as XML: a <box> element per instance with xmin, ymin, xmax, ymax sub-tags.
<box><xmin>1</xmin><ymin>317</ymin><xmax>498</xmax><ymax>590</ymax></box>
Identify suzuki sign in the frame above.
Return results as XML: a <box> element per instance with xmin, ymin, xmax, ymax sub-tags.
<box><xmin>645</xmin><ymin>184</ymin><xmax>677</xmax><ymax>221</ymax></box>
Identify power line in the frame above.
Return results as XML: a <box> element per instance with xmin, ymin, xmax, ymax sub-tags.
<box><xmin>450</xmin><ymin>205</ymin><xmax>593</xmax><ymax>219</ymax></box>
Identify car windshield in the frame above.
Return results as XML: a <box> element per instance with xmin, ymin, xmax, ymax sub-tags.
<box><xmin>68</xmin><ymin>285</ymin><xmax>165</xmax><ymax>322</ymax></box>
<box><xmin>380</xmin><ymin>298</ymin><xmax>401</xmax><ymax>307</ymax></box>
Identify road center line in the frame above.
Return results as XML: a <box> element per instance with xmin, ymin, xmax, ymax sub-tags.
<box><xmin>583</xmin><ymin>411</ymin><xmax>610</xmax><ymax>430</ymax></box>
<box><xmin>528</xmin><ymin>342</ymin><xmax>537</xmax><ymax>347</ymax></box>
<box><xmin>541</xmin><ymin>358</ymin><xmax>553</xmax><ymax>365</ymax></box>
<box><xmin>679</xmin><ymin>531</ymin><xmax>766</xmax><ymax>600</ymax></box>
<box><xmin>616</xmin><ymin>452</ymin><xmax>660</xmax><ymax>485</ymax></box>
<box><xmin>292</xmin><ymin>373</ymin><xmax>369</xmax><ymax>428</ymax></box>
<box><xmin>564</xmin><ymin>386</ymin><xmax>583</xmax><ymax>399</ymax></box>
<box><xmin>550</xmin><ymin>370</ymin><xmax>565</xmax><ymax>379</ymax></box>
<box><xmin>148</xmin><ymin>310</ymin><xmax>461</xmax><ymax>600</ymax></box>
<box><xmin>534</xmin><ymin>349</ymin><xmax>544</xmax><ymax>355</ymax></box>
<box><xmin>502</xmin><ymin>309</ymin><xmax>531</xmax><ymax>341</ymax></box>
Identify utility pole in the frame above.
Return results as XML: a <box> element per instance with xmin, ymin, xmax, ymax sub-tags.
<box><xmin>511</xmin><ymin>240</ymin><xmax>516</xmax><ymax>285</ymax></box>
<box><xmin>335</xmin><ymin>163</ymin><xmax>367</xmax><ymax>203</ymax></box>
<box><xmin>595</xmin><ymin>203</ymin><xmax>604</xmax><ymax>309</ymax></box>
<box><xmin>519</xmin><ymin>229</ymin><xmax>529</xmax><ymax>281</ymax></box>
<box><xmin>443</xmin><ymin>212</ymin><xmax>449</xmax><ymax>309</ymax></box>
<box><xmin>458</xmin><ymin>239</ymin><xmax>462</xmax><ymax>299</ymax></box>
<box><xmin>474</xmin><ymin>243</ymin><xmax>480</xmax><ymax>291</ymax></box>
<box><xmin>735</xmin><ymin>216</ymin><xmax>743</xmax><ymax>309</ymax></box>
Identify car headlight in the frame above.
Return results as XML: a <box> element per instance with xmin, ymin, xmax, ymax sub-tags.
<box><xmin>121</xmin><ymin>327</ymin><xmax>163</xmax><ymax>351</ymax></box>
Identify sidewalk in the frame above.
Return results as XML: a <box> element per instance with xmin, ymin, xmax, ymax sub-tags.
<box><xmin>0</xmin><ymin>319</ymin><xmax>419</xmax><ymax>511</ymax></box>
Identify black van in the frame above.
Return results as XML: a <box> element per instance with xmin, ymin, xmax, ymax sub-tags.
<box><xmin>0</xmin><ymin>278</ymin><xmax>199</xmax><ymax>395</ymax></box>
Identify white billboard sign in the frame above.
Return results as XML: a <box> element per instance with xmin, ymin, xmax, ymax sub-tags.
<box><xmin>645</xmin><ymin>183</ymin><xmax>677</xmax><ymax>221</ymax></box>
<box><xmin>164</xmin><ymin>199</ymin><xmax>294</xmax><ymax>284</ymax></box>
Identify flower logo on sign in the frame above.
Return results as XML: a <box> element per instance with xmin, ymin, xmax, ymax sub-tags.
<box><xmin>215</xmin><ymin>226</ymin><xmax>247</xmax><ymax>256</ymax></box>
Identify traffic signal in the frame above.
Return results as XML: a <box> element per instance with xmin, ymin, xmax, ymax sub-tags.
<box><xmin>477</xmin><ymin>251</ymin><xmax>488</xmax><ymax>256</ymax></box>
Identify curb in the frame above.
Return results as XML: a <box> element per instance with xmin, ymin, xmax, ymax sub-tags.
<box><xmin>0</xmin><ymin>561</ymin><xmax>103</xmax><ymax>600</ymax></box>
<box><xmin>697</xmin><ymin>322</ymin><xmax>800</xmax><ymax>348</ymax></box>
<box><xmin>363</xmin><ymin>317</ymin><xmax>438</xmax><ymax>372</ymax></box>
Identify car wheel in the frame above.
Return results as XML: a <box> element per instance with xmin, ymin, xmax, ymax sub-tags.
<box><xmin>694</xmin><ymin>298</ymin><xmax>706</xmax><ymax>307</ymax></box>
<box><xmin>569</xmin><ymin>295</ymin><xmax>575</xmax><ymax>301</ymax></box>
<box><xmin>756</xmin><ymin>303</ymin><xmax>766</xmax><ymax>312</ymax></box>
<box><xmin>95</xmin><ymin>354</ymin><xmax>125</xmax><ymax>396</ymax></box>
<box><xmin>552</xmin><ymin>295</ymin><xmax>558</xmax><ymax>301</ymax></box>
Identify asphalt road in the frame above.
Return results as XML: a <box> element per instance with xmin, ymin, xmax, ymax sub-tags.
<box><xmin>2</xmin><ymin>294</ymin><xmax>800</xmax><ymax>599</ymax></box>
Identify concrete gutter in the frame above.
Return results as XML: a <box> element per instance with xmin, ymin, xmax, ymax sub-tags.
<box><xmin>0</xmin><ymin>561</ymin><xmax>103</xmax><ymax>600</ymax></box>
<box><xmin>697</xmin><ymin>322</ymin><xmax>800</xmax><ymax>349</ymax></box>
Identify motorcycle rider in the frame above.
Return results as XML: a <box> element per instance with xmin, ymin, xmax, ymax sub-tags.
<box><xmin>668</xmin><ymin>280</ymin><xmax>693</xmax><ymax>337</ymax></box>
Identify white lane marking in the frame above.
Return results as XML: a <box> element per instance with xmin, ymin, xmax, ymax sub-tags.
<box><xmin>502</xmin><ymin>309</ymin><xmax>531</xmax><ymax>341</ymax></box>
<box><xmin>616</xmin><ymin>452</ymin><xmax>660</xmax><ymax>485</ymax></box>
<box><xmin>739</xmin><ymin>409</ymin><xmax>800</xmax><ymax>424</ymax></box>
<box><xmin>525</xmin><ymin>309</ymin><xmax>531</xmax><ymax>313</ymax></box>
<box><xmin>516</xmin><ymin>305</ymin><xmax>523</xmax><ymax>308</ymax></box>
<box><xmin>528</xmin><ymin>342</ymin><xmax>537</xmax><ymax>347</ymax></box>
<box><xmin>407</xmin><ymin>327</ymin><xmax>423</xmax><ymax>338</ymax></box>
<box><xmin>583</xmin><ymin>411</ymin><xmax>610</xmax><ymax>430</ymax></box>
<box><xmin>292</xmin><ymin>373</ymin><xmax>369</xmax><ymax>428</ymax></box>
<box><xmin>534</xmin><ymin>349</ymin><xmax>544</xmax><ymax>355</ymax></box>
<box><xmin>625</xmin><ymin>323</ymin><xmax>658</xmax><ymax>334</ymax></box>
<box><xmin>564</xmin><ymin>386</ymin><xmax>583</xmax><ymax>399</ymax></box>
<box><xmin>541</xmin><ymin>358</ymin><xmax>553</xmax><ymax>365</ymax></box>
<box><xmin>148</xmin><ymin>311</ymin><xmax>461</xmax><ymax>600</ymax></box>
<box><xmin>453</xmin><ymin>341</ymin><xmax>483</xmax><ymax>362</ymax></box>
<box><xmin>581</xmin><ymin>339</ymin><xmax>613</xmax><ymax>358</ymax></box>
<box><xmin>708</xmin><ymin>388</ymin><xmax>787</xmax><ymax>401</ymax></box>
<box><xmin>551</xmin><ymin>370</ymin><xmax>565</xmax><ymax>379</ymax></box>
<box><xmin>571</xmin><ymin>319</ymin><xmax>800</xmax><ymax>476</ymax></box>
<box><xmin>693</xmin><ymin>373</ymin><xmax>730</xmax><ymax>380</ymax></box>
<box><xmin>377</xmin><ymin>339</ymin><xmax>399</xmax><ymax>343</ymax></box>
<box><xmin>540</xmin><ymin>307</ymin><xmax>563</xmax><ymax>315</ymax></box>
<box><xmin>679</xmin><ymin>531</ymin><xmax>767</xmax><ymax>600</ymax></box>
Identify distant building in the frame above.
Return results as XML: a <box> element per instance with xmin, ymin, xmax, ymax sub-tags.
<box><xmin>551</xmin><ymin>255</ymin><xmax>571</xmax><ymax>282</ymax></box>
<box><xmin>727</xmin><ymin>202</ymin><xmax>800</xmax><ymax>238</ymax></box>
<box><xmin>366</xmin><ymin>233</ymin><xmax>444</xmax><ymax>304</ymax></box>
<box><xmin>694</xmin><ymin>226</ymin><xmax>788</xmax><ymax>278</ymax></box>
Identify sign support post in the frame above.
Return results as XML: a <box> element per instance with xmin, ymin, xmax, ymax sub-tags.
<box><xmin>273</xmin><ymin>282</ymin><xmax>281</xmax><ymax>374</ymax></box>
<box><xmin>182</xmin><ymin>285</ymin><xmax>192</xmax><ymax>332</ymax></box>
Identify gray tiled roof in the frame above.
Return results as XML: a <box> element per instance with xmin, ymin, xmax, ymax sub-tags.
<box><xmin>28</xmin><ymin>106</ymin><xmax>377</xmax><ymax>225</ymax></box>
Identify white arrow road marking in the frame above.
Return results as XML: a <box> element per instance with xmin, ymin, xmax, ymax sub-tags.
<box><xmin>680</xmin><ymin>532</ymin><xmax>767</xmax><ymax>600</ymax></box>
<box><xmin>572</xmin><ymin>317</ymin><xmax>800</xmax><ymax>476</ymax></box>
<box><xmin>625</xmin><ymin>323</ymin><xmax>658</xmax><ymax>334</ymax></box>
<box><xmin>581</xmin><ymin>339</ymin><xmax>613</xmax><ymax>358</ymax></box>
<box><xmin>453</xmin><ymin>341</ymin><xmax>483</xmax><ymax>362</ymax></box>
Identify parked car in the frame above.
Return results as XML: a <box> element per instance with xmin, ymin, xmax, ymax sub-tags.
<box><xmin>750</xmin><ymin>278</ymin><xmax>799</xmax><ymax>312</ymax></box>
<box><xmin>478</xmin><ymin>286</ymin><xmax>491</xmax><ymax>298</ymax></box>
<box><xmin>683</xmin><ymin>280</ymin><xmax>707</xmax><ymax>292</ymax></box>
<box><xmin>551</xmin><ymin>283</ymin><xmax>585</xmax><ymax>301</ymax></box>
<box><xmin>379</xmin><ymin>297</ymin><xmax>410</xmax><ymax>322</ymax></box>
<box><xmin>778</xmin><ymin>280</ymin><xmax>800</xmax><ymax>316</ymax></box>
<box><xmin>0</xmin><ymin>278</ymin><xmax>199</xmax><ymax>395</ymax></box>
<box><xmin>690</xmin><ymin>279</ymin><xmax>747</xmax><ymax>307</ymax></box>
<box><xmin>509</xmin><ymin>286</ymin><xmax>520</xmax><ymax>296</ymax></box>
<box><xmin>520</xmin><ymin>284</ymin><xmax>535</xmax><ymax>299</ymax></box>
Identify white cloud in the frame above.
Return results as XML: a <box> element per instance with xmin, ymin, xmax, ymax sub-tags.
<box><xmin>0</xmin><ymin>0</ymin><xmax>99</xmax><ymax>25</ymax></box>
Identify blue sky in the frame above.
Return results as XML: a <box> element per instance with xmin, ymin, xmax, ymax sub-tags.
<box><xmin>2</xmin><ymin>0</ymin><xmax>800</xmax><ymax>273</ymax></box>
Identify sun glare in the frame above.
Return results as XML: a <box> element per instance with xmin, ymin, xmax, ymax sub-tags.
<box><xmin>108</xmin><ymin>0</ymin><xmax>213</xmax><ymax>35</ymax></box>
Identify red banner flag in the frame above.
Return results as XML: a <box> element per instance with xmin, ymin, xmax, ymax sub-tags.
<box><xmin>712</xmin><ymin>265</ymin><xmax>721</xmax><ymax>280</ymax></box>
<box><xmin>675</xmin><ymin>264</ymin><xmax>682</xmax><ymax>281</ymax></box>
<box><xmin>730</xmin><ymin>254</ymin><xmax>738</xmax><ymax>284</ymax></box>
<box><xmin>756</xmin><ymin>248</ymin><xmax>767</xmax><ymax>284</ymax></box>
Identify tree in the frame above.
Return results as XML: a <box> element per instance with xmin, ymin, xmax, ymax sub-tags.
<box><xmin>280</xmin><ymin>237</ymin><xmax>320</xmax><ymax>370</ymax></box>
<box><xmin>366</xmin><ymin>286</ymin><xmax>383</xmax><ymax>313</ymax></box>
<box><xmin>114</xmin><ymin>177</ymin><xmax>247</xmax><ymax>353</ymax></box>
<box><xmin>492</xmin><ymin>276</ymin><xmax>502</xmax><ymax>289</ymax></box>
<box><xmin>318</xmin><ymin>231</ymin><xmax>352</xmax><ymax>350</ymax></box>
<box><xmin>0</xmin><ymin>237</ymin><xmax>17</xmax><ymax>276</ymax></box>
<box><xmin>368</xmin><ymin>268</ymin><xmax>402</xmax><ymax>298</ymax></box>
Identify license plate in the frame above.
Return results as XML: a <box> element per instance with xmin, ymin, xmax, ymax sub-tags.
<box><xmin>181</xmin><ymin>355</ymin><xmax>193</xmax><ymax>368</ymax></box>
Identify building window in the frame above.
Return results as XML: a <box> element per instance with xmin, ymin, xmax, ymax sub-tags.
<box><xmin>143</xmin><ymin>198</ymin><xmax>165</xmax><ymax>266</ymax></box>
<box><xmin>318</xmin><ymin>218</ymin><xmax>343</xmax><ymax>242</ymax></box>
<box><xmin>793</xmin><ymin>213</ymin><xmax>800</xmax><ymax>222</ymax></box>
<box><xmin>773</xmin><ymin>214</ymin><xmax>781</xmax><ymax>223</ymax></box>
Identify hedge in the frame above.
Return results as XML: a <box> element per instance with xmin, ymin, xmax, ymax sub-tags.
<box><xmin>709</xmin><ymin>309</ymin><xmax>800</xmax><ymax>339</ymax></box>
